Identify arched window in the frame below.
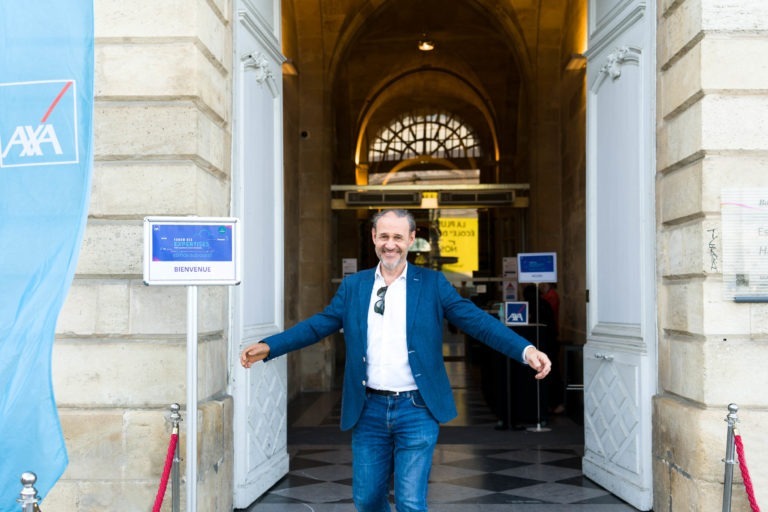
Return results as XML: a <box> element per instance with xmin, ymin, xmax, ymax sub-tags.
<box><xmin>368</xmin><ymin>111</ymin><xmax>482</xmax><ymax>164</ymax></box>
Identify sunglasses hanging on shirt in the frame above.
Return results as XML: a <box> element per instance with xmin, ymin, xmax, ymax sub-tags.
<box><xmin>374</xmin><ymin>286</ymin><xmax>388</xmax><ymax>315</ymax></box>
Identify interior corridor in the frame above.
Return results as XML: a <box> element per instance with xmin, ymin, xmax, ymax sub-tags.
<box><xmin>239</xmin><ymin>328</ymin><xmax>638</xmax><ymax>511</ymax></box>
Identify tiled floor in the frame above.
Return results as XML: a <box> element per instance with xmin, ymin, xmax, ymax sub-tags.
<box><xmin>245</xmin><ymin>444</ymin><xmax>640</xmax><ymax>511</ymax></box>
<box><xmin>241</xmin><ymin>335</ymin><xmax>639</xmax><ymax>511</ymax></box>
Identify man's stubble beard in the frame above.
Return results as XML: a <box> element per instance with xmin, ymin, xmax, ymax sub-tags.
<box><xmin>378</xmin><ymin>249</ymin><xmax>405</xmax><ymax>272</ymax></box>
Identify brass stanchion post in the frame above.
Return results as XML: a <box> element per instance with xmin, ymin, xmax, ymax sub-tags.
<box><xmin>722</xmin><ymin>403</ymin><xmax>739</xmax><ymax>512</ymax></box>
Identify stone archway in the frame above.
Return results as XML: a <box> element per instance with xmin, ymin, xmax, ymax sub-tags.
<box><xmin>284</xmin><ymin>0</ymin><xmax>586</xmax><ymax>397</ymax></box>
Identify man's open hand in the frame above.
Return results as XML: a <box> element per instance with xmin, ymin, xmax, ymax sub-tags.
<box><xmin>240</xmin><ymin>342</ymin><xmax>271</xmax><ymax>368</ymax></box>
<box><xmin>525</xmin><ymin>347</ymin><xmax>552</xmax><ymax>380</ymax></box>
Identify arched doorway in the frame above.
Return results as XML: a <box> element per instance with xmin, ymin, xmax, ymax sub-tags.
<box><xmin>276</xmin><ymin>0</ymin><xmax>626</xmax><ymax>504</ymax></box>
<box><xmin>281</xmin><ymin>0</ymin><xmax>588</xmax><ymax>410</ymax></box>
<box><xmin>319</xmin><ymin>0</ymin><xmax>580</xmax><ymax>397</ymax></box>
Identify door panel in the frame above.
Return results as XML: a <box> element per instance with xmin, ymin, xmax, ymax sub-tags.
<box><xmin>584</xmin><ymin>343</ymin><xmax>642</xmax><ymax>476</ymax></box>
<box><xmin>231</xmin><ymin>1</ymin><xmax>288</xmax><ymax>508</ymax></box>
<box><xmin>584</xmin><ymin>1</ymin><xmax>656</xmax><ymax>510</ymax></box>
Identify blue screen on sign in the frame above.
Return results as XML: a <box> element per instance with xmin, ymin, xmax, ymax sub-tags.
<box><xmin>519</xmin><ymin>254</ymin><xmax>554</xmax><ymax>273</ymax></box>
<box><xmin>152</xmin><ymin>224</ymin><xmax>233</xmax><ymax>262</ymax></box>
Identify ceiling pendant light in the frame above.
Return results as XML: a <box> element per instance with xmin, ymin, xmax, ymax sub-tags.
<box><xmin>418</xmin><ymin>33</ymin><xmax>435</xmax><ymax>52</ymax></box>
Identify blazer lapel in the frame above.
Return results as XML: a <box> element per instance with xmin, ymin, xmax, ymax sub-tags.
<box><xmin>406</xmin><ymin>265</ymin><xmax>423</xmax><ymax>337</ymax></box>
<box><xmin>358</xmin><ymin>268</ymin><xmax>376</xmax><ymax>344</ymax></box>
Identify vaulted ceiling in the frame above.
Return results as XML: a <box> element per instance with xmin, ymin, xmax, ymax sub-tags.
<box><xmin>283</xmin><ymin>0</ymin><xmax>578</xmax><ymax>184</ymax></box>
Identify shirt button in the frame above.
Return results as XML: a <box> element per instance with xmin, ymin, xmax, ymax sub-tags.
<box><xmin>362</xmin><ymin>380</ymin><xmax>366</xmax><ymax>387</ymax></box>
<box><xmin>362</xmin><ymin>357</ymin><xmax>366</xmax><ymax>362</ymax></box>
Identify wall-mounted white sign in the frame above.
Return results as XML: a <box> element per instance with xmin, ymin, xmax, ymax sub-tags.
<box><xmin>721</xmin><ymin>189</ymin><xmax>768</xmax><ymax>301</ymax></box>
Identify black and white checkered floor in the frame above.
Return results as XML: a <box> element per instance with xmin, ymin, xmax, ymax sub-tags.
<box><xmin>247</xmin><ymin>442</ymin><xmax>639</xmax><ymax>511</ymax></box>
<box><xmin>241</xmin><ymin>340</ymin><xmax>639</xmax><ymax>511</ymax></box>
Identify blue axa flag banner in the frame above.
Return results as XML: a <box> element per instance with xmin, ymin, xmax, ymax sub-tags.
<box><xmin>0</xmin><ymin>1</ymin><xmax>94</xmax><ymax>508</ymax></box>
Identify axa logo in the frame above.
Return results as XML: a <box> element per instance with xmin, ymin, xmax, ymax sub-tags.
<box><xmin>506</xmin><ymin>303</ymin><xmax>528</xmax><ymax>324</ymax></box>
<box><xmin>0</xmin><ymin>80</ymin><xmax>79</xmax><ymax>168</ymax></box>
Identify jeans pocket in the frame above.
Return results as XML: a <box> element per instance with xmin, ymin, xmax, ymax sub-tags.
<box><xmin>410</xmin><ymin>391</ymin><xmax>428</xmax><ymax>409</ymax></box>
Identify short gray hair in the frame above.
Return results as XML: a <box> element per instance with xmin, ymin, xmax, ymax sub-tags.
<box><xmin>371</xmin><ymin>209</ymin><xmax>416</xmax><ymax>233</ymax></box>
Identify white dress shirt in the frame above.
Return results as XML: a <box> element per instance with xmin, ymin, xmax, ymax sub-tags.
<box><xmin>365</xmin><ymin>263</ymin><xmax>417</xmax><ymax>391</ymax></box>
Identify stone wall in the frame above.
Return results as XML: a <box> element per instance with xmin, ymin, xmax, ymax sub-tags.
<box><xmin>293</xmin><ymin>0</ymin><xmax>335</xmax><ymax>392</ymax></box>
<box><xmin>47</xmin><ymin>1</ymin><xmax>234</xmax><ymax>510</ymax></box>
<box><xmin>281</xmin><ymin>0</ymin><xmax>304</xmax><ymax>400</ymax></box>
<box><xmin>559</xmin><ymin>0</ymin><xmax>588</xmax><ymax>345</ymax></box>
<box><xmin>655</xmin><ymin>0</ymin><xmax>768</xmax><ymax>509</ymax></box>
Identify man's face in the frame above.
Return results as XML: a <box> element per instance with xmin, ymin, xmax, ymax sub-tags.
<box><xmin>372</xmin><ymin>212</ymin><xmax>415</xmax><ymax>272</ymax></box>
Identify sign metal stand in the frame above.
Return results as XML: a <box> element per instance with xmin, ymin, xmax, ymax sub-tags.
<box><xmin>186</xmin><ymin>284</ymin><xmax>198</xmax><ymax>510</ymax></box>
<box><xmin>143</xmin><ymin>216</ymin><xmax>241</xmax><ymax>512</ymax></box>
<box><xmin>525</xmin><ymin>282</ymin><xmax>551</xmax><ymax>433</ymax></box>
<box><xmin>516</xmin><ymin>253</ymin><xmax>557</xmax><ymax>433</ymax></box>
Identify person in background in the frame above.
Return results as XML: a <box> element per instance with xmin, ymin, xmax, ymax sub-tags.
<box><xmin>539</xmin><ymin>282</ymin><xmax>560</xmax><ymax>336</ymax></box>
<box><xmin>539</xmin><ymin>282</ymin><xmax>564</xmax><ymax>414</ymax></box>
<box><xmin>241</xmin><ymin>209</ymin><xmax>552</xmax><ymax>512</ymax></box>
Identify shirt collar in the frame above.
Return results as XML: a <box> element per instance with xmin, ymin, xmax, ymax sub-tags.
<box><xmin>375</xmin><ymin>262</ymin><xmax>408</xmax><ymax>284</ymax></box>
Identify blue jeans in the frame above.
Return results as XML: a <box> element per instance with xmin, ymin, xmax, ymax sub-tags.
<box><xmin>352</xmin><ymin>389</ymin><xmax>439</xmax><ymax>512</ymax></box>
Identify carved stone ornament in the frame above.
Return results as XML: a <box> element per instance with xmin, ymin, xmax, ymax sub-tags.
<box><xmin>241</xmin><ymin>51</ymin><xmax>279</xmax><ymax>97</ymax></box>
<box><xmin>600</xmin><ymin>46</ymin><xmax>630</xmax><ymax>79</ymax></box>
<box><xmin>241</xmin><ymin>51</ymin><xmax>272</xmax><ymax>83</ymax></box>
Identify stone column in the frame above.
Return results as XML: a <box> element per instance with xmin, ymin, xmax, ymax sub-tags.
<box><xmin>655</xmin><ymin>1</ymin><xmax>768</xmax><ymax>509</ymax></box>
<box><xmin>47</xmin><ymin>1</ymin><xmax>234</xmax><ymax>509</ymax></box>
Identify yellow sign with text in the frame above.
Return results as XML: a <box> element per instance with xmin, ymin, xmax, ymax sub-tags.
<box><xmin>438</xmin><ymin>217</ymin><xmax>478</xmax><ymax>278</ymax></box>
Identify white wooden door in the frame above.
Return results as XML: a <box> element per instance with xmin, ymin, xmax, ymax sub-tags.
<box><xmin>583</xmin><ymin>1</ymin><xmax>656</xmax><ymax>509</ymax></box>
<box><xmin>230</xmin><ymin>1</ymin><xmax>289</xmax><ymax>508</ymax></box>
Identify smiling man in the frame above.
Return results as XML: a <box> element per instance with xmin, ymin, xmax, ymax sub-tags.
<box><xmin>373</xmin><ymin>210</ymin><xmax>413</xmax><ymax>272</ymax></box>
<box><xmin>241</xmin><ymin>209</ymin><xmax>551</xmax><ymax>512</ymax></box>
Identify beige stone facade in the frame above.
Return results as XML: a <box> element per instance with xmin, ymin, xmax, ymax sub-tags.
<box><xmin>36</xmin><ymin>0</ymin><xmax>768</xmax><ymax>510</ymax></box>
<box><xmin>49</xmin><ymin>0</ymin><xmax>233</xmax><ymax>510</ymax></box>
<box><xmin>655</xmin><ymin>0</ymin><xmax>768</xmax><ymax>510</ymax></box>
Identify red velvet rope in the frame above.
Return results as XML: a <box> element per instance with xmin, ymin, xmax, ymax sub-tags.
<box><xmin>735</xmin><ymin>434</ymin><xmax>761</xmax><ymax>512</ymax></box>
<box><xmin>152</xmin><ymin>432</ymin><xmax>179</xmax><ymax>512</ymax></box>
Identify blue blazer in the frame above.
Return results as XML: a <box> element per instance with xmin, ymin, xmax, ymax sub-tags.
<box><xmin>263</xmin><ymin>265</ymin><xmax>533</xmax><ymax>430</ymax></box>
